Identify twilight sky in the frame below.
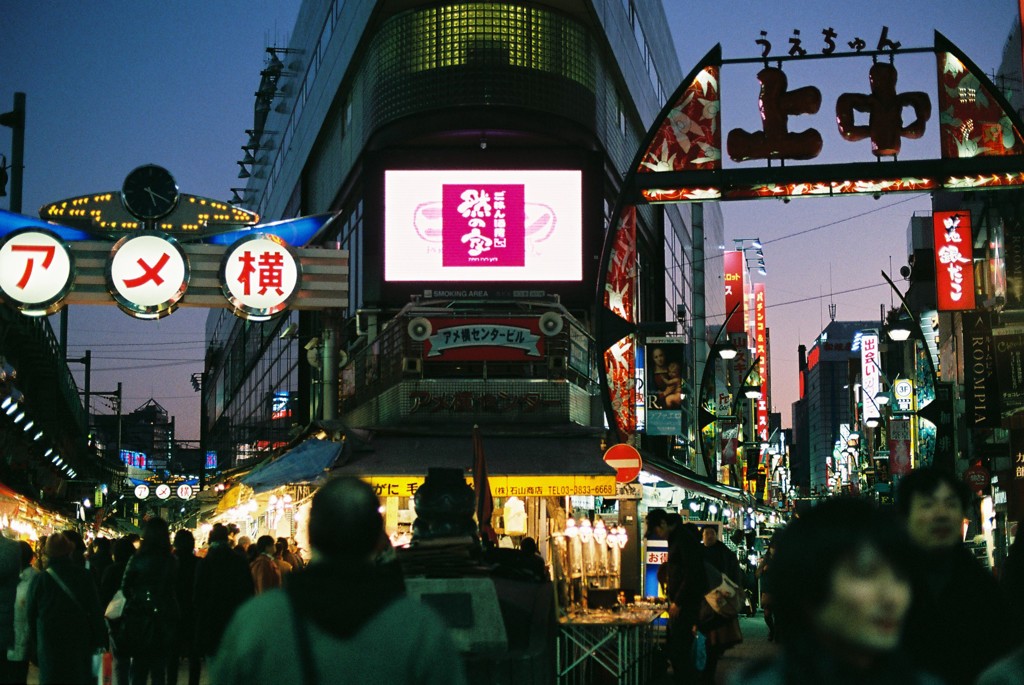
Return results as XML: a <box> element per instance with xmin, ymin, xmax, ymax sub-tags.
<box><xmin>0</xmin><ymin>2</ymin><xmax>301</xmax><ymax>441</ymax></box>
<box><xmin>0</xmin><ymin>1</ymin><xmax>1019</xmax><ymax>441</ymax></box>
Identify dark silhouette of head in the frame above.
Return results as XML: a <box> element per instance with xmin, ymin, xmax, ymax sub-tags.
<box><xmin>208</xmin><ymin>523</ymin><xmax>229</xmax><ymax>544</ymax></box>
<box><xmin>139</xmin><ymin>517</ymin><xmax>171</xmax><ymax>555</ymax></box>
<box><xmin>520</xmin><ymin>536</ymin><xmax>539</xmax><ymax>555</ymax></box>
<box><xmin>308</xmin><ymin>477</ymin><xmax>384</xmax><ymax>562</ymax></box>
<box><xmin>173</xmin><ymin>528</ymin><xmax>195</xmax><ymax>554</ymax></box>
<box><xmin>255</xmin><ymin>535</ymin><xmax>276</xmax><ymax>555</ymax></box>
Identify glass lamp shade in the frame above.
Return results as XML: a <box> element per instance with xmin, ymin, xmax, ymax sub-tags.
<box><xmin>888</xmin><ymin>324</ymin><xmax>912</xmax><ymax>342</ymax></box>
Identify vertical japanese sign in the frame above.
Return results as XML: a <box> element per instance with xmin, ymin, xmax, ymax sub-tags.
<box><xmin>0</xmin><ymin>228</ymin><xmax>74</xmax><ymax>316</ymax></box>
<box><xmin>754</xmin><ymin>284</ymin><xmax>769</xmax><ymax>456</ymax></box>
<box><xmin>861</xmin><ymin>332</ymin><xmax>881</xmax><ymax>423</ymax></box>
<box><xmin>221</xmin><ymin>233</ymin><xmax>301</xmax><ymax>321</ymax></box>
<box><xmin>645</xmin><ymin>339</ymin><xmax>685</xmax><ymax>436</ymax></box>
<box><xmin>443</xmin><ymin>185</ymin><xmax>525</xmax><ymax>267</ymax></box>
<box><xmin>933</xmin><ymin>211</ymin><xmax>976</xmax><ymax>311</ymax></box>
<box><xmin>724</xmin><ymin>251</ymin><xmax>745</xmax><ymax>333</ymax></box>
<box><xmin>889</xmin><ymin>417</ymin><xmax>913</xmax><ymax>477</ymax></box>
<box><xmin>603</xmin><ymin>206</ymin><xmax>637</xmax><ymax>439</ymax></box>
<box><xmin>993</xmin><ymin>329</ymin><xmax>1024</xmax><ymax>416</ymax></box>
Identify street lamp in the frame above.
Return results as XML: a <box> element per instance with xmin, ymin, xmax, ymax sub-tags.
<box><xmin>697</xmin><ymin>301</ymin><xmax>743</xmax><ymax>477</ymax></box>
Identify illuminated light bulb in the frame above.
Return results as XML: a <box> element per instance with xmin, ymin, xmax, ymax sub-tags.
<box><xmin>593</xmin><ymin>519</ymin><xmax>608</xmax><ymax>543</ymax></box>
<box><xmin>564</xmin><ymin>518</ymin><xmax>578</xmax><ymax>538</ymax></box>
<box><xmin>578</xmin><ymin>518</ymin><xmax>593</xmax><ymax>543</ymax></box>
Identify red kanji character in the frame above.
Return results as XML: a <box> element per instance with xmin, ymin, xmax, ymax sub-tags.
<box><xmin>257</xmin><ymin>251</ymin><xmax>285</xmax><ymax>296</ymax></box>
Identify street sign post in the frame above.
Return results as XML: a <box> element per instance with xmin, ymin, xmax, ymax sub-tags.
<box><xmin>603</xmin><ymin>443</ymin><xmax>642</xmax><ymax>484</ymax></box>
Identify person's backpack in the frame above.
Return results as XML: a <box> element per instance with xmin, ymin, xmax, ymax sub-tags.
<box><xmin>111</xmin><ymin>588</ymin><xmax>164</xmax><ymax>657</ymax></box>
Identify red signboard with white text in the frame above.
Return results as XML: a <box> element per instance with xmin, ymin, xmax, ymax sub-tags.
<box><xmin>754</xmin><ymin>283</ymin><xmax>769</xmax><ymax>450</ymax></box>
<box><xmin>933</xmin><ymin>211</ymin><xmax>976</xmax><ymax>311</ymax></box>
<box><xmin>724</xmin><ymin>251</ymin><xmax>745</xmax><ymax>333</ymax></box>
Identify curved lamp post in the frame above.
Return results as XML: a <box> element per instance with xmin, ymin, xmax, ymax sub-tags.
<box><xmin>697</xmin><ymin>301</ymin><xmax>743</xmax><ymax>477</ymax></box>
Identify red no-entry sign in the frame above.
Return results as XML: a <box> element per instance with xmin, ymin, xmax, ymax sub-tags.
<box><xmin>603</xmin><ymin>444</ymin><xmax>643</xmax><ymax>484</ymax></box>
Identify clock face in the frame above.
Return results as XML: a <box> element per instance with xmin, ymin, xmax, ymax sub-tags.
<box><xmin>121</xmin><ymin>164</ymin><xmax>180</xmax><ymax>220</ymax></box>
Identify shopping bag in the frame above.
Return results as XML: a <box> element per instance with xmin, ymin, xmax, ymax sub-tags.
<box><xmin>104</xmin><ymin>590</ymin><xmax>126</xmax><ymax>621</ymax></box>
<box><xmin>692</xmin><ymin>630</ymin><xmax>707</xmax><ymax>672</ymax></box>
<box><xmin>702</xmin><ymin>563</ymin><xmax>743</xmax><ymax>619</ymax></box>
<box><xmin>93</xmin><ymin>649</ymin><xmax>112</xmax><ymax>685</ymax></box>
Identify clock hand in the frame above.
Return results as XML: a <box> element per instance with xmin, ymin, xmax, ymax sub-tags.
<box><xmin>144</xmin><ymin>187</ymin><xmax>171</xmax><ymax>204</ymax></box>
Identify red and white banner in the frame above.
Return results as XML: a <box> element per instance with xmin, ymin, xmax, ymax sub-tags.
<box><xmin>889</xmin><ymin>417</ymin><xmax>912</xmax><ymax>476</ymax></box>
<box><xmin>933</xmin><ymin>210</ymin><xmax>976</xmax><ymax>311</ymax></box>
<box><xmin>724</xmin><ymin>251</ymin><xmax>745</xmax><ymax>333</ymax></box>
<box><xmin>754</xmin><ymin>283</ymin><xmax>769</xmax><ymax>455</ymax></box>
<box><xmin>861</xmin><ymin>333</ymin><xmax>881</xmax><ymax>423</ymax></box>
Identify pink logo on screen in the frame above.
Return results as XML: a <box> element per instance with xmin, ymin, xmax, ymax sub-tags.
<box><xmin>442</xmin><ymin>185</ymin><xmax>525</xmax><ymax>267</ymax></box>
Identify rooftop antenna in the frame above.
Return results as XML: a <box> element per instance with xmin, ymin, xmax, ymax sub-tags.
<box><xmin>889</xmin><ymin>255</ymin><xmax>895</xmax><ymax>309</ymax></box>
<box><xmin>828</xmin><ymin>263</ymin><xmax>837</xmax><ymax>321</ymax></box>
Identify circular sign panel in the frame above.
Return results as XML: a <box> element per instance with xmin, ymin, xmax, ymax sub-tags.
<box><xmin>220</xmin><ymin>233</ymin><xmax>301</xmax><ymax>321</ymax></box>
<box><xmin>106</xmin><ymin>233</ymin><xmax>189</xmax><ymax>319</ymax></box>
<box><xmin>155</xmin><ymin>483</ymin><xmax>172</xmax><ymax>500</ymax></box>
<box><xmin>176</xmin><ymin>483</ymin><xmax>194</xmax><ymax>500</ymax></box>
<box><xmin>134</xmin><ymin>484</ymin><xmax>150</xmax><ymax>500</ymax></box>
<box><xmin>0</xmin><ymin>228</ymin><xmax>75</xmax><ymax>316</ymax></box>
<box><xmin>603</xmin><ymin>443</ymin><xmax>643</xmax><ymax>484</ymax></box>
<box><xmin>893</xmin><ymin>379</ymin><xmax>913</xmax><ymax>401</ymax></box>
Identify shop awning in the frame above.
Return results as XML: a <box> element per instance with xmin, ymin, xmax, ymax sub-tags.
<box><xmin>642</xmin><ymin>457</ymin><xmax>751</xmax><ymax>507</ymax></box>
<box><xmin>331</xmin><ymin>432</ymin><xmax>617</xmax><ymax>498</ymax></box>
<box><xmin>239</xmin><ymin>438</ymin><xmax>343</xmax><ymax>494</ymax></box>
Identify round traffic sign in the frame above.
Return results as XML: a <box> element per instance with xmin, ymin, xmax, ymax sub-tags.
<box><xmin>603</xmin><ymin>444</ymin><xmax>643</xmax><ymax>484</ymax></box>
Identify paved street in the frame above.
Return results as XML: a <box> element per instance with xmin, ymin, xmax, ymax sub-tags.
<box><xmin>650</xmin><ymin>612</ymin><xmax>780</xmax><ymax>684</ymax></box>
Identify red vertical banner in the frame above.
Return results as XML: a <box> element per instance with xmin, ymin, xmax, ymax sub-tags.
<box><xmin>889</xmin><ymin>418</ymin><xmax>913</xmax><ymax>477</ymax></box>
<box><xmin>724</xmin><ymin>251</ymin><xmax>745</xmax><ymax>333</ymax></box>
<box><xmin>754</xmin><ymin>283</ymin><xmax>769</xmax><ymax>461</ymax></box>
<box><xmin>472</xmin><ymin>425</ymin><xmax>497</xmax><ymax>546</ymax></box>
<box><xmin>933</xmin><ymin>211</ymin><xmax>976</xmax><ymax>311</ymax></box>
<box><xmin>603</xmin><ymin>206</ymin><xmax>637</xmax><ymax>438</ymax></box>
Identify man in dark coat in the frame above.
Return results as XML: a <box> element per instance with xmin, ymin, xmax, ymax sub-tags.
<box><xmin>700</xmin><ymin>525</ymin><xmax>743</xmax><ymax>684</ymax></box>
<box><xmin>0</xmin><ymin>533</ymin><xmax>21</xmax><ymax>683</ymax></box>
<box><xmin>897</xmin><ymin>467</ymin><xmax>1016</xmax><ymax>685</ymax></box>
<box><xmin>193</xmin><ymin>523</ymin><xmax>253</xmax><ymax>658</ymax></box>
<box><xmin>646</xmin><ymin>509</ymin><xmax>706</xmax><ymax>684</ymax></box>
<box><xmin>26</xmin><ymin>533</ymin><xmax>106</xmax><ymax>685</ymax></box>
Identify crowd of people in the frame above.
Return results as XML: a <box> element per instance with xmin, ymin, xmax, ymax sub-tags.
<box><xmin>0</xmin><ymin>476</ymin><xmax>468</xmax><ymax>685</ymax></box>
<box><xmin>648</xmin><ymin>465</ymin><xmax>1024</xmax><ymax>685</ymax></box>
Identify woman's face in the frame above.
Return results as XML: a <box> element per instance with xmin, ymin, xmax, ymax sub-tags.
<box><xmin>651</xmin><ymin>348</ymin><xmax>666</xmax><ymax>368</ymax></box>
<box><xmin>812</xmin><ymin>544</ymin><xmax>911</xmax><ymax>654</ymax></box>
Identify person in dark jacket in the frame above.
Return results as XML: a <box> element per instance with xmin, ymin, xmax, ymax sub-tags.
<box><xmin>25</xmin><ymin>532</ymin><xmax>106</xmax><ymax>685</ymax></box>
<box><xmin>897</xmin><ymin>466</ymin><xmax>1016</xmax><ymax>685</ymax></box>
<box><xmin>88</xmin><ymin>537</ymin><xmax>113</xmax><ymax>591</ymax></box>
<box><xmin>699</xmin><ymin>525</ymin><xmax>743</xmax><ymax>684</ymax></box>
<box><xmin>646</xmin><ymin>509</ymin><xmax>706</xmax><ymax>684</ymax></box>
<box><xmin>732</xmin><ymin>498</ymin><xmax>939</xmax><ymax>685</ymax></box>
<box><xmin>192</xmin><ymin>523</ymin><xmax>254</xmax><ymax>658</ymax></box>
<box><xmin>119</xmin><ymin>517</ymin><xmax>179</xmax><ymax>685</ymax></box>
<box><xmin>0</xmin><ymin>533</ymin><xmax>21</xmax><ymax>683</ymax></box>
<box><xmin>167</xmin><ymin>530</ymin><xmax>200</xmax><ymax>685</ymax></box>
<box><xmin>100</xmin><ymin>536</ymin><xmax>136</xmax><ymax>685</ymax></box>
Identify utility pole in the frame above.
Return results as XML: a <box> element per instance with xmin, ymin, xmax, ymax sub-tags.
<box><xmin>0</xmin><ymin>92</ymin><xmax>25</xmax><ymax>213</ymax></box>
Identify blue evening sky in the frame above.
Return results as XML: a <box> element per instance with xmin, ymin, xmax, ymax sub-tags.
<box><xmin>0</xmin><ymin>2</ymin><xmax>1019</xmax><ymax>437</ymax></box>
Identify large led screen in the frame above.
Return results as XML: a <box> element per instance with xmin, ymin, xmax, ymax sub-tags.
<box><xmin>384</xmin><ymin>169</ymin><xmax>583</xmax><ymax>282</ymax></box>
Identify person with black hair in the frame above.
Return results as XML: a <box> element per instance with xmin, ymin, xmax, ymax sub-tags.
<box><xmin>118</xmin><ymin>517</ymin><xmax>179</xmax><ymax>685</ymax></box>
<box><xmin>6</xmin><ymin>541</ymin><xmax>36</xmax><ymax>685</ymax></box>
<box><xmin>26</xmin><ymin>532</ymin><xmax>106</xmax><ymax>685</ymax></box>
<box><xmin>193</xmin><ymin>524</ymin><xmax>253</xmax><ymax>660</ymax></box>
<box><xmin>167</xmin><ymin>529</ymin><xmax>200</xmax><ymax>685</ymax></box>
<box><xmin>646</xmin><ymin>509</ymin><xmax>706</xmax><ymax>683</ymax></box>
<box><xmin>732</xmin><ymin>498</ymin><xmax>938</xmax><ymax>685</ymax></box>
<box><xmin>211</xmin><ymin>477</ymin><xmax>465</xmax><ymax>684</ymax></box>
<box><xmin>896</xmin><ymin>466</ymin><xmax>1016</xmax><ymax>685</ymax></box>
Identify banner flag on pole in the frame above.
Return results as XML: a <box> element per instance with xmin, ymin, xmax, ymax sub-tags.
<box><xmin>472</xmin><ymin>425</ymin><xmax>497</xmax><ymax>546</ymax></box>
